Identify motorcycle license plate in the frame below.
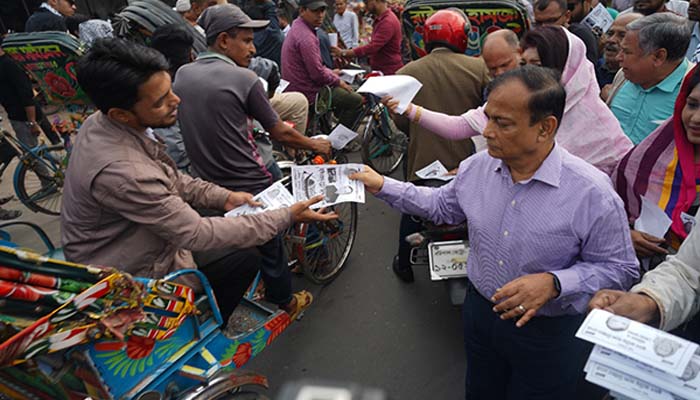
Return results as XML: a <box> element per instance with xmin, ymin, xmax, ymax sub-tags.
<box><xmin>428</xmin><ymin>240</ymin><xmax>469</xmax><ymax>281</ymax></box>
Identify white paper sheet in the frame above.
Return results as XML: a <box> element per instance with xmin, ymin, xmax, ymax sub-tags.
<box><xmin>588</xmin><ymin>345</ymin><xmax>700</xmax><ymax>399</ymax></box>
<box><xmin>224</xmin><ymin>181</ymin><xmax>295</xmax><ymax>217</ymax></box>
<box><xmin>576</xmin><ymin>309</ymin><xmax>698</xmax><ymax>377</ymax></box>
<box><xmin>585</xmin><ymin>362</ymin><xmax>678</xmax><ymax>400</ymax></box>
<box><xmin>275</xmin><ymin>79</ymin><xmax>290</xmax><ymax>94</ymax></box>
<box><xmin>339</xmin><ymin>69</ymin><xmax>365</xmax><ymax>84</ymax></box>
<box><xmin>291</xmin><ymin>164</ymin><xmax>365</xmax><ymax>208</ymax></box>
<box><xmin>582</xmin><ymin>4</ymin><xmax>614</xmax><ymax>35</ymax></box>
<box><xmin>415</xmin><ymin>160</ymin><xmax>455</xmax><ymax>181</ymax></box>
<box><xmin>328</xmin><ymin>32</ymin><xmax>338</xmax><ymax>47</ymax></box>
<box><xmin>258</xmin><ymin>77</ymin><xmax>268</xmax><ymax>93</ymax></box>
<box><xmin>327</xmin><ymin>124</ymin><xmax>359</xmax><ymax>149</ymax></box>
<box><xmin>634</xmin><ymin>196</ymin><xmax>673</xmax><ymax>239</ymax></box>
<box><xmin>357</xmin><ymin>75</ymin><xmax>423</xmax><ymax>114</ymax></box>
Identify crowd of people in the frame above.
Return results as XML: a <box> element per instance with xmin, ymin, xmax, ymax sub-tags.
<box><xmin>2</xmin><ymin>0</ymin><xmax>700</xmax><ymax>398</ymax></box>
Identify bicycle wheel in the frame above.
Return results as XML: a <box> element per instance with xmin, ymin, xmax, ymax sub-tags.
<box><xmin>294</xmin><ymin>201</ymin><xmax>358</xmax><ymax>285</ymax></box>
<box><xmin>361</xmin><ymin>109</ymin><xmax>407</xmax><ymax>175</ymax></box>
<box><xmin>14</xmin><ymin>146</ymin><xmax>67</xmax><ymax>215</ymax></box>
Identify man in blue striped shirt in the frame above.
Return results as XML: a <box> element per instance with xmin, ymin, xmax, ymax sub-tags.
<box><xmin>352</xmin><ymin>66</ymin><xmax>639</xmax><ymax>400</ymax></box>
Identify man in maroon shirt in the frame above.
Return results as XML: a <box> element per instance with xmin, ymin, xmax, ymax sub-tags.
<box><xmin>331</xmin><ymin>0</ymin><xmax>403</xmax><ymax>75</ymax></box>
<box><xmin>281</xmin><ymin>0</ymin><xmax>363</xmax><ymax>128</ymax></box>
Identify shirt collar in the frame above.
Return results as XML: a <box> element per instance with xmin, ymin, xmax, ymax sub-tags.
<box><xmin>40</xmin><ymin>2</ymin><xmax>62</xmax><ymax>16</ymax></box>
<box><xmin>693</xmin><ymin>22</ymin><xmax>700</xmax><ymax>39</ymax></box>
<box><xmin>375</xmin><ymin>9</ymin><xmax>391</xmax><ymax>23</ymax></box>
<box><xmin>650</xmin><ymin>58</ymin><xmax>688</xmax><ymax>93</ymax></box>
<box><xmin>196</xmin><ymin>51</ymin><xmax>237</xmax><ymax>66</ymax></box>
<box><xmin>494</xmin><ymin>144</ymin><xmax>562</xmax><ymax>188</ymax></box>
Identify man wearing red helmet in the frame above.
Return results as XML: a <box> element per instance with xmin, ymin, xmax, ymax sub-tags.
<box><xmin>388</xmin><ymin>9</ymin><xmax>491</xmax><ymax>282</ymax></box>
<box><xmin>330</xmin><ymin>0</ymin><xmax>403</xmax><ymax>74</ymax></box>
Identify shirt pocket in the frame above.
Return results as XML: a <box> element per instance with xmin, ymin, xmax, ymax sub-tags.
<box><xmin>518</xmin><ymin>230</ymin><xmax>579</xmax><ymax>274</ymax></box>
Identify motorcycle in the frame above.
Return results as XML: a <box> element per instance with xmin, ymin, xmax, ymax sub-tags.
<box><xmin>406</xmin><ymin>180</ymin><xmax>470</xmax><ymax>306</ymax></box>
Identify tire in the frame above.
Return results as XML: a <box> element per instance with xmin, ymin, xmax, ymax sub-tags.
<box><xmin>361</xmin><ymin>108</ymin><xmax>407</xmax><ymax>175</ymax></box>
<box><xmin>296</xmin><ymin>201</ymin><xmax>358</xmax><ymax>285</ymax></box>
<box><xmin>14</xmin><ymin>146</ymin><xmax>66</xmax><ymax>216</ymax></box>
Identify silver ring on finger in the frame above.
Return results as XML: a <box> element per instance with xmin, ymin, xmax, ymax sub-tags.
<box><xmin>517</xmin><ymin>304</ymin><xmax>527</xmax><ymax>314</ymax></box>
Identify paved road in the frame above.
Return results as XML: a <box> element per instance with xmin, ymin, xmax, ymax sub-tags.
<box><xmin>247</xmin><ymin>185</ymin><xmax>466</xmax><ymax>399</ymax></box>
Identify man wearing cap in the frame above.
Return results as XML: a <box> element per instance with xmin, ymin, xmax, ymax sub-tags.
<box><xmin>281</xmin><ymin>0</ymin><xmax>364</xmax><ymax>128</ymax></box>
<box><xmin>174</xmin><ymin>4</ymin><xmax>332</xmax><ymax>318</ymax></box>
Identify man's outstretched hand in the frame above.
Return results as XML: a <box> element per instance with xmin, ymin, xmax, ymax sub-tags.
<box><xmin>290</xmin><ymin>195</ymin><xmax>339</xmax><ymax>223</ymax></box>
<box><xmin>225</xmin><ymin>191</ymin><xmax>262</xmax><ymax>211</ymax></box>
<box><xmin>349</xmin><ymin>165</ymin><xmax>384</xmax><ymax>194</ymax></box>
<box><xmin>588</xmin><ymin>289</ymin><xmax>660</xmax><ymax>326</ymax></box>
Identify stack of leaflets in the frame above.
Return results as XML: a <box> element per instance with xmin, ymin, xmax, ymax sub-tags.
<box><xmin>576</xmin><ymin>309</ymin><xmax>700</xmax><ymax>399</ymax></box>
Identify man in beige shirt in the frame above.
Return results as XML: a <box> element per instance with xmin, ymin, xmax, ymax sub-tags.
<box><xmin>62</xmin><ymin>38</ymin><xmax>333</xmax><ymax>323</ymax></box>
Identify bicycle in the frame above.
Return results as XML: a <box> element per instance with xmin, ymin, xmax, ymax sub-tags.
<box><xmin>274</xmin><ymin>150</ymin><xmax>359</xmax><ymax>286</ymax></box>
<box><xmin>0</xmin><ymin>119</ymin><xmax>68</xmax><ymax>216</ymax></box>
<box><xmin>308</xmin><ymin>82</ymin><xmax>408</xmax><ymax>176</ymax></box>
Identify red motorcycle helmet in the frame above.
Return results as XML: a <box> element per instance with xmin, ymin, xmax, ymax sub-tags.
<box><xmin>423</xmin><ymin>9</ymin><xmax>471</xmax><ymax>54</ymax></box>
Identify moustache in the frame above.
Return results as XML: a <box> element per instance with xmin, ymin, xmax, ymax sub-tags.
<box><xmin>604</xmin><ymin>44</ymin><xmax>619</xmax><ymax>53</ymax></box>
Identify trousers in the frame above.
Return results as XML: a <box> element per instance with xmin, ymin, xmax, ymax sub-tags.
<box><xmin>193</xmin><ymin>247</ymin><xmax>260</xmax><ymax>323</ymax></box>
<box><xmin>462</xmin><ymin>280</ymin><xmax>588</xmax><ymax>400</ymax></box>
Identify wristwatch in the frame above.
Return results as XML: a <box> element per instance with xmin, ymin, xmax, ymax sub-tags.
<box><xmin>548</xmin><ymin>272</ymin><xmax>561</xmax><ymax>297</ymax></box>
<box><xmin>25</xmin><ymin>121</ymin><xmax>37</xmax><ymax>127</ymax></box>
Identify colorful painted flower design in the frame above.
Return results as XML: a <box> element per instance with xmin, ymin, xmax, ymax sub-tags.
<box><xmin>264</xmin><ymin>314</ymin><xmax>290</xmax><ymax>345</ymax></box>
<box><xmin>126</xmin><ymin>336</ymin><xmax>155</xmax><ymax>360</ymax></box>
<box><xmin>232</xmin><ymin>342</ymin><xmax>252</xmax><ymax>368</ymax></box>
<box><xmin>44</xmin><ymin>72</ymin><xmax>76</xmax><ymax>98</ymax></box>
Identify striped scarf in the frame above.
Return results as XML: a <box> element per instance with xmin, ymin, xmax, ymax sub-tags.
<box><xmin>613</xmin><ymin>65</ymin><xmax>699</xmax><ymax>240</ymax></box>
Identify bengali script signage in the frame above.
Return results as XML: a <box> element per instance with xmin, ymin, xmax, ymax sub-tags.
<box><xmin>3</xmin><ymin>41</ymin><xmax>89</xmax><ymax>106</ymax></box>
<box><xmin>403</xmin><ymin>3</ymin><xmax>529</xmax><ymax>58</ymax></box>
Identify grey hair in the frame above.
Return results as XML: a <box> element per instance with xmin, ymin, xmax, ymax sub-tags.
<box><xmin>484</xmin><ymin>29</ymin><xmax>520</xmax><ymax>50</ymax></box>
<box><xmin>626</xmin><ymin>13</ymin><xmax>690</xmax><ymax>61</ymax></box>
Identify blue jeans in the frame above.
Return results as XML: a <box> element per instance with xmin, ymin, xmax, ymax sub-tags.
<box><xmin>462</xmin><ymin>280</ymin><xmax>588</xmax><ymax>400</ymax></box>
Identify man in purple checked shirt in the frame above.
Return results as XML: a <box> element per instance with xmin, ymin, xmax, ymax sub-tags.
<box><xmin>351</xmin><ymin>65</ymin><xmax>640</xmax><ymax>400</ymax></box>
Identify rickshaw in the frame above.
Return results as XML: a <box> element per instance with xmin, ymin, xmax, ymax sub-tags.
<box><xmin>0</xmin><ymin>225</ymin><xmax>288</xmax><ymax>399</ymax></box>
<box><xmin>402</xmin><ymin>0</ymin><xmax>531</xmax><ymax>58</ymax></box>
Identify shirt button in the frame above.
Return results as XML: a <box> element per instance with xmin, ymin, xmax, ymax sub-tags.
<box><xmin>503</xmin><ymin>230</ymin><xmax>509</xmax><ymax>237</ymax></box>
<box><xmin>511</xmin><ymin>200</ymin><xmax>516</xmax><ymax>207</ymax></box>
<box><xmin>498</xmin><ymin>260</ymin><xmax>504</xmax><ymax>266</ymax></box>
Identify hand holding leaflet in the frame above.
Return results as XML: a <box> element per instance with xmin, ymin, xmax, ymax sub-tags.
<box><xmin>225</xmin><ymin>181</ymin><xmax>294</xmax><ymax>217</ymax></box>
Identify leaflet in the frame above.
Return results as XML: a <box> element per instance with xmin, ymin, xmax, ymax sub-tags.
<box><xmin>224</xmin><ymin>181</ymin><xmax>295</xmax><ymax>218</ymax></box>
<box><xmin>340</xmin><ymin>69</ymin><xmax>365</xmax><ymax>84</ymax></box>
<box><xmin>415</xmin><ymin>160</ymin><xmax>455</xmax><ymax>181</ymax></box>
<box><xmin>635</xmin><ymin>196</ymin><xmax>672</xmax><ymax>239</ymax></box>
<box><xmin>291</xmin><ymin>164</ymin><xmax>365</xmax><ymax>209</ymax></box>
<box><xmin>276</xmin><ymin>79</ymin><xmax>290</xmax><ymax>94</ymax></box>
<box><xmin>588</xmin><ymin>345</ymin><xmax>700</xmax><ymax>399</ymax></box>
<box><xmin>327</xmin><ymin>124</ymin><xmax>359</xmax><ymax>149</ymax></box>
<box><xmin>576</xmin><ymin>309</ymin><xmax>698</xmax><ymax>377</ymax></box>
<box><xmin>584</xmin><ymin>362</ymin><xmax>680</xmax><ymax>400</ymax></box>
<box><xmin>582</xmin><ymin>4</ymin><xmax>613</xmax><ymax>36</ymax></box>
<box><xmin>357</xmin><ymin>75</ymin><xmax>422</xmax><ymax>114</ymax></box>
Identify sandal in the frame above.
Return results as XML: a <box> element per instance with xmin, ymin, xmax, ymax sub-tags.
<box><xmin>285</xmin><ymin>290</ymin><xmax>313</xmax><ymax>321</ymax></box>
<box><xmin>0</xmin><ymin>209</ymin><xmax>22</xmax><ymax>220</ymax></box>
